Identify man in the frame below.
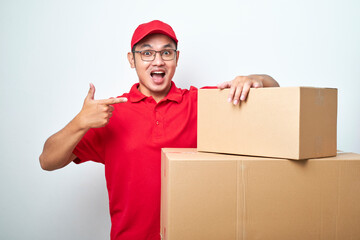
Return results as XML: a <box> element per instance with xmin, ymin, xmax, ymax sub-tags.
<box><xmin>40</xmin><ymin>20</ymin><xmax>279</xmax><ymax>240</ymax></box>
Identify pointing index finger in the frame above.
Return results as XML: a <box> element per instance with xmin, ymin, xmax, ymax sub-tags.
<box><xmin>98</xmin><ymin>97</ymin><xmax>128</xmax><ymax>105</ymax></box>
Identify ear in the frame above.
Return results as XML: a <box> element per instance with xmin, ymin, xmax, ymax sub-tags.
<box><xmin>175</xmin><ymin>50</ymin><xmax>180</xmax><ymax>66</ymax></box>
<box><xmin>127</xmin><ymin>52</ymin><xmax>135</xmax><ymax>68</ymax></box>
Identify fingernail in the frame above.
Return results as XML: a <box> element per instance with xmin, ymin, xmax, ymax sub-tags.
<box><xmin>240</xmin><ymin>95</ymin><xmax>245</xmax><ymax>101</ymax></box>
<box><xmin>233</xmin><ymin>100</ymin><xmax>238</xmax><ymax>105</ymax></box>
<box><xmin>228</xmin><ymin>98</ymin><xmax>232</xmax><ymax>103</ymax></box>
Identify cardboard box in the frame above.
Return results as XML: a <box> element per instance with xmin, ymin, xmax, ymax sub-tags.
<box><xmin>197</xmin><ymin>87</ymin><xmax>338</xmax><ymax>160</ymax></box>
<box><xmin>160</xmin><ymin>148</ymin><xmax>360</xmax><ymax>240</ymax></box>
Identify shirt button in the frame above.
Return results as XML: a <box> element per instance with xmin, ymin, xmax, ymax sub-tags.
<box><xmin>156</xmin><ymin>121</ymin><xmax>159</xmax><ymax>125</ymax></box>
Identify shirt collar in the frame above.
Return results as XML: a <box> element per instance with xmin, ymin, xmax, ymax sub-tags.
<box><xmin>128</xmin><ymin>81</ymin><xmax>183</xmax><ymax>103</ymax></box>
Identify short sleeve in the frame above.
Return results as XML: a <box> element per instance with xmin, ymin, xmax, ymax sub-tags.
<box><xmin>73</xmin><ymin>127</ymin><xmax>106</xmax><ymax>164</ymax></box>
<box><xmin>200</xmin><ymin>86</ymin><xmax>217</xmax><ymax>89</ymax></box>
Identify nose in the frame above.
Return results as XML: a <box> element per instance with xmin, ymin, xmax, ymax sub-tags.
<box><xmin>151</xmin><ymin>51</ymin><xmax>165</xmax><ymax>66</ymax></box>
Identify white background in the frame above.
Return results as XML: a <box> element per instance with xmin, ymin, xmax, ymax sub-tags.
<box><xmin>1</xmin><ymin>0</ymin><xmax>359</xmax><ymax>239</ymax></box>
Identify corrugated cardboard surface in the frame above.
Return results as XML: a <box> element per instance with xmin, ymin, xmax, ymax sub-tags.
<box><xmin>299</xmin><ymin>87</ymin><xmax>337</xmax><ymax>159</ymax></box>
<box><xmin>197</xmin><ymin>87</ymin><xmax>337</xmax><ymax>160</ymax></box>
<box><xmin>160</xmin><ymin>148</ymin><xmax>360</xmax><ymax>240</ymax></box>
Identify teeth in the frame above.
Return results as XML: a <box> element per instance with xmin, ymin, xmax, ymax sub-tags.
<box><xmin>153</xmin><ymin>71</ymin><xmax>164</xmax><ymax>74</ymax></box>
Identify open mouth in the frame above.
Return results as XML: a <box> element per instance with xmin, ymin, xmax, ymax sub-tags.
<box><xmin>150</xmin><ymin>71</ymin><xmax>166</xmax><ymax>82</ymax></box>
<box><xmin>150</xmin><ymin>71</ymin><xmax>165</xmax><ymax>78</ymax></box>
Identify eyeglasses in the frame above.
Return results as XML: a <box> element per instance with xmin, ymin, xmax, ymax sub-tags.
<box><xmin>132</xmin><ymin>49</ymin><xmax>177</xmax><ymax>61</ymax></box>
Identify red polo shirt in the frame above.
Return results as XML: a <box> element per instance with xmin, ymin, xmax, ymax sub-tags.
<box><xmin>73</xmin><ymin>82</ymin><xmax>198</xmax><ymax>240</ymax></box>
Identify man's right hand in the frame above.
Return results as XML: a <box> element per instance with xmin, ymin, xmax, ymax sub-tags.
<box><xmin>39</xmin><ymin>83</ymin><xmax>127</xmax><ymax>171</ymax></box>
<box><xmin>76</xmin><ymin>83</ymin><xmax>128</xmax><ymax>130</ymax></box>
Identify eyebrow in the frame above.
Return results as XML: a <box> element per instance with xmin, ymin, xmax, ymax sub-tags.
<box><xmin>163</xmin><ymin>43</ymin><xmax>175</xmax><ymax>49</ymax></box>
<box><xmin>139</xmin><ymin>44</ymin><xmax>152</xmax><ymax>49</ymax></box>
<box><xmin>138</xmin><ymin>43</ymin><xmax>175</xmax><ymax>49</ymax></box>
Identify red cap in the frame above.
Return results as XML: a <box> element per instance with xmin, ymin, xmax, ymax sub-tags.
<box><xmin>131</xmin><ymin>20</ymin><xmax>178</xmax><ymax>49</ymax></box>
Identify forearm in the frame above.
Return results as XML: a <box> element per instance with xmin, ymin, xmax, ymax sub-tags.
<box><xmin>251</xmin><ymin>74</ymin><xmax>280</xmax><ymax>87</ymax></box>
<box><xmin>39</xmin><ymin>115</ymin><xmax>88</xmax><ymax>171</ymax></box>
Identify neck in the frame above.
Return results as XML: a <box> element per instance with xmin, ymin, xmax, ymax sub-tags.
<box><xmin>137</xmin><ymin>83</ymin><xmax>172</xmax><ymax>103</ymax></box>
<box><xmin>152</xmin><ymin>95</ymin><xmax>164</xmax><ymax>103</ymax></box>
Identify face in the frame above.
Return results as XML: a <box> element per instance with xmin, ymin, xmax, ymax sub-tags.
<box><xmin>127</xmin><ymin>34</ymin><xmax>179</xmax><ymax>102</ymax></box>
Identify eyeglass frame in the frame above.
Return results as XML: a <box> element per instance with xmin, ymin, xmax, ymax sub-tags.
<box><xmin>132</xmin><ymin>49</ymin><xmax>178</xmax><ymax>62</ymax></box>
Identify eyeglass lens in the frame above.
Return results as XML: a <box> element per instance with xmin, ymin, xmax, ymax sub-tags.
<box><xmin>140</xmin><ymin>49</ymin><xmax>176</xmax><ymax>61</ymax></box>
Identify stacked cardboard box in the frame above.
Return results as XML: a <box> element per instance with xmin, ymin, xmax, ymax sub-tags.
<box><xmin>161</xmin><ymin>148</ymin><xmax>360</xmax><ymax>240</ymax></box>
<box><xmin>198</xmin><ymin>87</ymin><xmax>337</xmax><ymax>160</ymax></box>
<box><xmin>160</xmin><ymin>87</ymin><xmax>360</xmax><ymax>239</ymax></box>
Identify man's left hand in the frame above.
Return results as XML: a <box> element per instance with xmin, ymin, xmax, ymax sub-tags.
<box><xmin>217</xmin><ymin>74</ymin><xmax>279</xmax><ymax>105</ymax></box>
